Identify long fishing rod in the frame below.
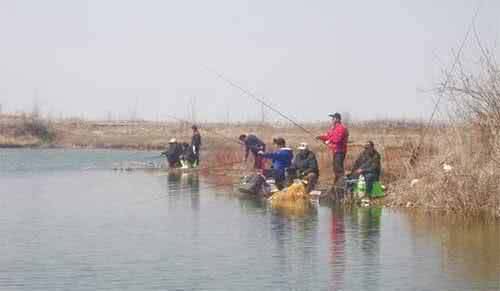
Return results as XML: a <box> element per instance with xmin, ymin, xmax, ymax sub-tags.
<box><xmin>153</xmin><ymin>159</ymin><xmax>247</xmax><ymax>173</ymax></box>
<box><xmin>206</xmin><ymin>68</ymin><xmax>320</xmax><ymax>142</ymax></box>
<box><xmin>164</xmin><ymin>114</ymin><xmax>244</xmax><ymax>146</ymax></box>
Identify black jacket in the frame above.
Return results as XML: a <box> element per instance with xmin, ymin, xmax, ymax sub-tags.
<box><xmin>181</xmin><ymin>143</ymin><xmax>196</xmax><ymax>163</ymax></box>
<box><xmin>244</xmin><ymin>134</ymin><xmax>266</xmax><ymax>158</ymax></box>
<box><xmin>352</xmin><ymin>149</ymin><xmax>381</xmax><ymax>179</ymax></box>
<box><xmin>292</xmin><ymin>150</ymin><xmax>319</xmax><ymax>177</ymax></box>
<box><xmin>161</xmin><ymin>143</ymin><xmax>183</xmax><ymax>163</ymax></box>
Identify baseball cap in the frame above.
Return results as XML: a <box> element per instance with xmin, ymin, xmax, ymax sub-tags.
<box><xmin>328</xmin><ymin>112</ymin><xmax>342</xmax><ymax>120</ymax></box>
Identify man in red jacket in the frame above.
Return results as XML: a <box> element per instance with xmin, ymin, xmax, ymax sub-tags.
<box><xmin>317</xmin><ymin>112</ymin><xmax>349</xmax><ymax>185</ymax></box>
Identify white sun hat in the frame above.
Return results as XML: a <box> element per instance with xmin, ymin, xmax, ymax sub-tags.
<box><xmin>168</xmin><ymin>138</ymin><xmax>177</xmax><ymax>143</ymax></box>
<box><xmin>297</xmin><ymin>142</ymin><xmax>308</xmax><ymax>150</ymax></box>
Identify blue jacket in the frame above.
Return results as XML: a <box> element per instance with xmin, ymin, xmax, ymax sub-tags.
<box><xmin>261</xmin><ymin>147</ymin><xmax>294</xmax><ymax>179</ymax></box>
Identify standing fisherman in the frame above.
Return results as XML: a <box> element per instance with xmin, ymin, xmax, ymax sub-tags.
<box><xmin>239</xmin><ymin>134</ymin><xmax>266</xmax><ymax>170</ymax></box>
<box><xmin>317</xmin><ymin>112</ymin><xmax>349</xmax><ymax>186</ymax></box>
<box><xmin>191</xmin><ymin>125</ymin><xmax>202</xmax><ymax>167</ymax></box>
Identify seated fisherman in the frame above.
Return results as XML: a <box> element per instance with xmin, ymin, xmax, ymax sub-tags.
<box><xmin>160</xmin><ymin>138</ymin><xmax>184</xmax><ymax>168</ymax></box>
<box><xmin>258</xmin><ymin>137</ymin><xmax>293</xmax><ymax>190</ymax></box>
<box><xmin>180</xmin><ymin>142</ymin><xmax>197</xmax><ymax>168</ymax></box>
<box><xmin>348</xmin><ymin>141</ymin><xmax>381</xmax><ymax>194</ymax></box>
<box><xmin>289</xmin><ymin>142</ymin><xmax>319</xmax><ymax>193</ymax></box>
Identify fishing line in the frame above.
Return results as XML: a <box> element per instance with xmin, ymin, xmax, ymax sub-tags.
<box><xmin>205</xmin><ymin>67</ymin><xmax>322</xmax><ymax>142</ymax></box>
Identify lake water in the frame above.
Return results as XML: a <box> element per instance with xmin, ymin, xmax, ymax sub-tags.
<box><xmin>0</xmin><ymin>149</ymin><xmax>499</xmax><ymax>290</ymax></box>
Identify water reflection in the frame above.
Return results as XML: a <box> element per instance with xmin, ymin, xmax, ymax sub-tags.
<box><xmin>162</xmin><ymin>172</ymin><xmax>201</xmax><ymax>212</ymax></box>
<box><xmin>3</xmin><ymin>149</ymin><xmax>500</xmax><ymax>290</ymax></box>
<box><xmin>329</xmin><ymin>206</ymin><xmax>383</xmax><ymax>290</ymax></box>
<box><xmin>406</xmin><ymin>213</ymin><xmax>500</xmax><ymax>287</ymax></box>
<box><xmin>354</xmin><ymin>207</ymin><xmax>382</xmax><ymax>290</ymax></box>
<box><xmin>238</xmin><ymin>196</ymin><xmax>267</xmax><ymax>213</ymax></box>
<box><xmin>186</xmin><ymin>174</ymin><xmax>200</xmax><ymax>211</ymax></box>
<box><xmin>329</xmin><ymin>206</ymin><xmax>346</xmax><ymax>291</ymax></box>
<box><xmin>269</xmin><ymin>207</ymin><xmax>319</xmax><ymax>289</ymax></box>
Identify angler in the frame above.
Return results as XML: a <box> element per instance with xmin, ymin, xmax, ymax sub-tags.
<box><xmin>317</xmin><ymin>112</ymin><xmax>349</xmax><ymax>185</ymax></box>
<box><xmin>161</xmin><ymin>138</ymin><xmax>184</xmax><ymax>168</ymax></box>
<box><xmin>288</xmin><ymin>142</ymin><xmax>319</xmax><ymax>193</ymax></box>
<box><xmin>191</xmin><ymin>125</ymin><xmax>202</xmax><ymax>167</ymax></box>
<box><xmin>239</xmin><ymin>134</ymin><xmax>266</xmax><ymax>170</ymax></box>
<box><xmin>347</xmin><ymin>141</ymin><xmax>381</xmax><ymax>195</ymax></box>
<box><xmin>258</xmin><ymin>137</ymin><xmax>293</xmax><ymax>190</ymax></box>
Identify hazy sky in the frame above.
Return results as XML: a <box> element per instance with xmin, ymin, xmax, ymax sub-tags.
<box><xmin>0</xmin><ymin>0</ymin><xmax>499</xmax><ymax>122</ymax></box>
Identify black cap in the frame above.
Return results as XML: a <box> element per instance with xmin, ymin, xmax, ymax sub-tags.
<box><xmin>328</xmin><ymin>112</ymin><xmax>342</xmax><ymax>120</ymax></box>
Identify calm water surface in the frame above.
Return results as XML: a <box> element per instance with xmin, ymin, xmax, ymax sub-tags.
<box><xmin>0</xmin><ymin>149</ymin><xmax>499</xmax><ymax>290</ymax></box>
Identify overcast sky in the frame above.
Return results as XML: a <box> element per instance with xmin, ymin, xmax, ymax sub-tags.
<box><xmin>0</xmin><ymin>0</ymin><xmax>499</xmax><ymax>122</ymax></box>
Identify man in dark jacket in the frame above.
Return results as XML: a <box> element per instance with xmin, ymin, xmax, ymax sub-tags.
<box><xmin>239</xmin><ymin>134</ymin><xmax>266</xmax><ymax>170</ymax></box>
<box><xmin>191</xmin><ymin>125</ymin><xmax>202</xmax><ymax>167</ymax></box>
<box><xmin>180</xmin><ymin>142</ymin><xmax>196</xmax><ymax>168</ymax></box>
<box><xmin>161</xmin><ymin>138</ymin><xmax>184</xmax><ymax>168</ymax></box>
<box><xmin>289</xmin><ymin>142</ymin><xmax>319</xmax><ymax>193</ymax></box>
<box><xmin>349</xmin><ymin>141</ymin><xmax>381</xmax><ymax>194</ymax></box>
<box><xmin>259</xmin><ymin>137</ymin><xmax>293</xmax><ymax>190</ymax></box>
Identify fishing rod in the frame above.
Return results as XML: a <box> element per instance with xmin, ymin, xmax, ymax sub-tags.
<box><xmin>206</xmin><ymin>67</ymin><xmax>321</xmax><ymax>142</ymax></box>
<box><xmin>152</xmin><ymin>159</ymin><xmax>247</xmax><ymax>173</ymax></box>
<box><xmin>140</xmin><ymin>155</ymin><xmax>164</xmax><ymax>160</ymax></box>
<box><xmin>164</xmin><ymin>114</ymin><xmax>244</xmax><ymax>146</ymax></box>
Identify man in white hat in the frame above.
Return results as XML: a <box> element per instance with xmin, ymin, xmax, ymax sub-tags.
<box><xmin>289</xmin><ymin>142</ymin><xmax>319</xmax><ymax>193</ymax></box>
<box><xmin>161</xmin><ymin>138</ymin><xmax>184</xmax><ymax>168</ymax></box>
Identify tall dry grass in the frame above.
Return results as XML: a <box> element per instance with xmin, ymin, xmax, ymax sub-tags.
<box><xmin>385</xmin><ymin>56</ymin><xmax>500</xmax><ymax>217</ymax></box>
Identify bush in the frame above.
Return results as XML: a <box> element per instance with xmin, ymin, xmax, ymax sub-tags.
<box><xmin>16</xmin><ymin>117</ymin><xmax>56</xmax><ymax>143</ymax></box>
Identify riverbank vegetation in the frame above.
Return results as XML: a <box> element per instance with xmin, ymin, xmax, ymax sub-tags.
<box><xmin>385</xmin><ymin>55</ymin><xmax>500</xmax><ymax>218</ymax></box>
<box><xmin>1</xmin><ymin>112</ymin><xmax>498</xmax><ymax>217</ymax></box>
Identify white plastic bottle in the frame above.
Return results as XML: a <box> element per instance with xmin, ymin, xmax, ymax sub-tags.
<box><xmin>357</xmin><ymin>174</ymin><xmax>366</xmax><ymax>198</ymax></box>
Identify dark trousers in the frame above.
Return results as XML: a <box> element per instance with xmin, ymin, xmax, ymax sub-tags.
<box><xmin>264</xmin><ymin>168</ymin><xmax>286</xmax><ymax>190</ymax></box>
<box><xmin>333</xmin><ymin>152</ymin><xmax>346</xmax><ymax>184</ymax></box>
<box><xmin>286</xmin><ymin>169</ymin><xmax>318</xmax><ymax>193</ymax></box>
<box><xmin>304</xmin><ymin>172</ymin><xmax>318</xmax><ymax>193</ymax></box>
<box><xmin>348</xmin><ymin>172</ymin><xmax>378</xmax><ymax>194</ymax></box>
<box><xmin>364</xmin><ymin>173</ymin><xmax>377</xmax><ymax>193</ymax></box>
<box><xmin>193</xmin><ymin>147</ymin><xmax>200</xmax><ymax>166</ymax></box>
<box><xmin>168</xmin><ymin>160</ymin><xmax>180</xmax><ymax>168</ymax></box>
